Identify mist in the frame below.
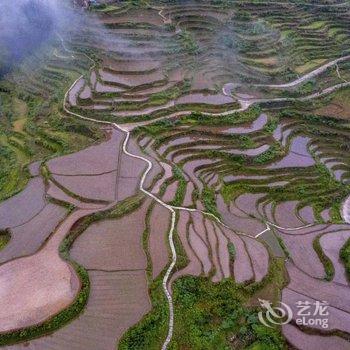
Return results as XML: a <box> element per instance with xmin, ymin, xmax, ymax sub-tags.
<box><xmin>0</xmin><ymin>0</ymin><xmax>79</xmax><ymax>76</ymax></box>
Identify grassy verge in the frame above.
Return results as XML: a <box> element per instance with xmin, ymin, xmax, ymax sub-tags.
<box><xmin>0</xmin><ymin>229</ymin><xmax>10</xmax><ymax>251</ymax></box>
<box><xmin>340</xmin><ymin>238</ymin><xmax>350</xmax><ymax>282</ymax></box>
<box><xmin>170</xmin><ymin>165</ymin><xmax>187</xmax><ymax>207</ymax></box>
<box><xmin>171</xmin><ymin>275</ymin><xmax>286</xmax><ymax>350</ymax></box>
<box><xmin>202</xmin><ymin>186</ymin><xmax>222</xmax><ymax>219</ymax></box>
<box><xmin>313</xmin><ymin>235</ymin><xmax>334</xmax><ymax>281</ymax></box>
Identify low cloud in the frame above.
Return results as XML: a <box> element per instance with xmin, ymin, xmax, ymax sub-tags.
<box><xmin>0</xmin><ymin>0</ymin><xmax>79</xmax><ymax>74</ymax></box>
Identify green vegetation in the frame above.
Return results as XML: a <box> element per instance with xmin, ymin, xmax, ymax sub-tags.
<box><xmin>0</xmin><ymin>37</ymin><xmax>104</xmax><ymax>203</ymax></box>
<box><xmin>202</xmin><ymin>186</ymin><xmax>221</xmax><ymax>219</ymax></box>
<box><xmin>313</xmin><ymin>235</ymin><xmax>335</xmax><ymax>281</ymax></box>
<box><xmin>263</xmin><ymin>117</ymin><xmax>279</xmax><ymax>134</ymax></box>
<box><xmin>0</xmin><ymin>229</ymin><xmax>10</xmax><ymax>251</ymax></box>
<box><xmin>178</xmin><ymin>31</ymin><xmax>200</xmax><ymax>56</ymax></box>
<box><xmin>228</xmin><ymin>242</ymin><xmax>236</xmax><ymax>262</ymax></box>
<box><xmin>171</xmin><ymin>276</ymin><xmax>286</xmax><ymax>350</ymax></box>
<box><xmin>253</xmin><ymin>143</ymin><xmax>284</xmax><ymax>164</ymax></box>
<box><xmin>170</xmin><ymin>165</ymin><xmax>187</xmax><ymax>207</ymax></box>
<box><xmin>135</xmin><ymin>107</ymin><xmax>262</xmax><ymax>138</ymax></box>
<box><xmin>120</xmin><ymin>254</ymin><xmax>287</xmax><ymax>350</ymax></box>
<box><xmin>340</xmin><ymin>238</ymin><xmax>350</xmax><ymax>282</ymax></box>
<box><xmin>119</xmin><ymin>276</ymin><xmax>169</xmax><ymax>350</ymax></box>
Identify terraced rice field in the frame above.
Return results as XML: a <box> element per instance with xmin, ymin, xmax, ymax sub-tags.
<box><xmin>0</xmin><ymin>0</ymin><xmax>350</xmax><ymax>349</ymax></box>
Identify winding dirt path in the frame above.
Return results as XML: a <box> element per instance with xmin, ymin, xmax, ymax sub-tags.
<box><xmin>59</xmin><ymin>35</ymin><xmax>350</xmax><ymax>348</ymax></box>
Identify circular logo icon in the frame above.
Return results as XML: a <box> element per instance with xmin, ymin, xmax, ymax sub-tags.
<box><xmin>258</xmin><ymin>298</ymin><xmax>293</xmax><ymax>328</ymax></box>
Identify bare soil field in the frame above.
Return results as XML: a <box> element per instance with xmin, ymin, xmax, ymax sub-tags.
<box><xmin>48</xmin><ymin>128</ymin><xmax>121</xmax><ymax>176</ymax></box>
<box><xmin>5</xmin><ymin>270</ymin><xmax>150</xmax><ymax>350</ymax></box>
<box><xmin>47</xmin><ymin>181</ymin><xmax>105</xmax><ymax>209</ymax></box>
<box><xmin>0</xmin><ymin>248</ymin><xmax>80</xmax><ymax>332</ymax></box>
<box><xmin>70</xmin><ymin>203</ymin><xmax>149</xmax><ymax>271</ymax></box>
<box><xmin>53</xmin><ymin>172</ymin><xmax>118</xmax><ymax>202</ymax></box>
<box><xmin>149</xmin><ymin>204</ymin><xmax>170</xmax><ymax>279</ymax></box>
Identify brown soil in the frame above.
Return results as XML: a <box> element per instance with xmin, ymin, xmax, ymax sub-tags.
<box><xmin>53</xmin><ymin>172</ymin><xmax>117</xmax><ymax>202</ymax></box>
<box><xmin>315</xmin><ymin>102</ymin><xmax>350</xmax><ymax>120</ymax></box>
<box><xmin>101</xmin><ymin>8</ymin><xmax>164</xmax><ymax>26</ymax></box>
<box><xmin>0</xmin><ymin>248</ymin><xmax>79</xmax><ymax>332</ymax></box>
<box><xmin>70</xmin><ymin>203</ymin><xmax>149</xmax><ymax>271</ymax></box>
<box><xmin>48</xmin><ymin>128</ymin><xmax>122</xmax><ymax>176</ymax></box>
<box><xmin>7</xmin><ymin>270</ymin><xmax>151</xmax><ymax>350</ymax></box>
<box><xmin>149</xmin><ymin>204</ymin><xmax>170</xmax><ymax>279</ymax></box>
<box><xmin>102</xmin><ymin>58</ymin><xmax>160</xmax><ymax>73</ymax></box>
<box><xmin>99</xmin><ymin>69</ymin><xmax>165</xmax><ymax>88</ymax></box>
<box><xmin>176</xmin><ymin>93</ymin><xmax>233</xmax><ymax>105</ymax></box>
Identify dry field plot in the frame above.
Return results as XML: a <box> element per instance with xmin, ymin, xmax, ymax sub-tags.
<box><xmin>1</xmin><ymin>0</ymin><xmax>350</xmax><ymax>349</ymax></box>
<box><xmin>5</xmin><ymin>271</ymin><xmax>150</xmax><ymax>350</ymax></box>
